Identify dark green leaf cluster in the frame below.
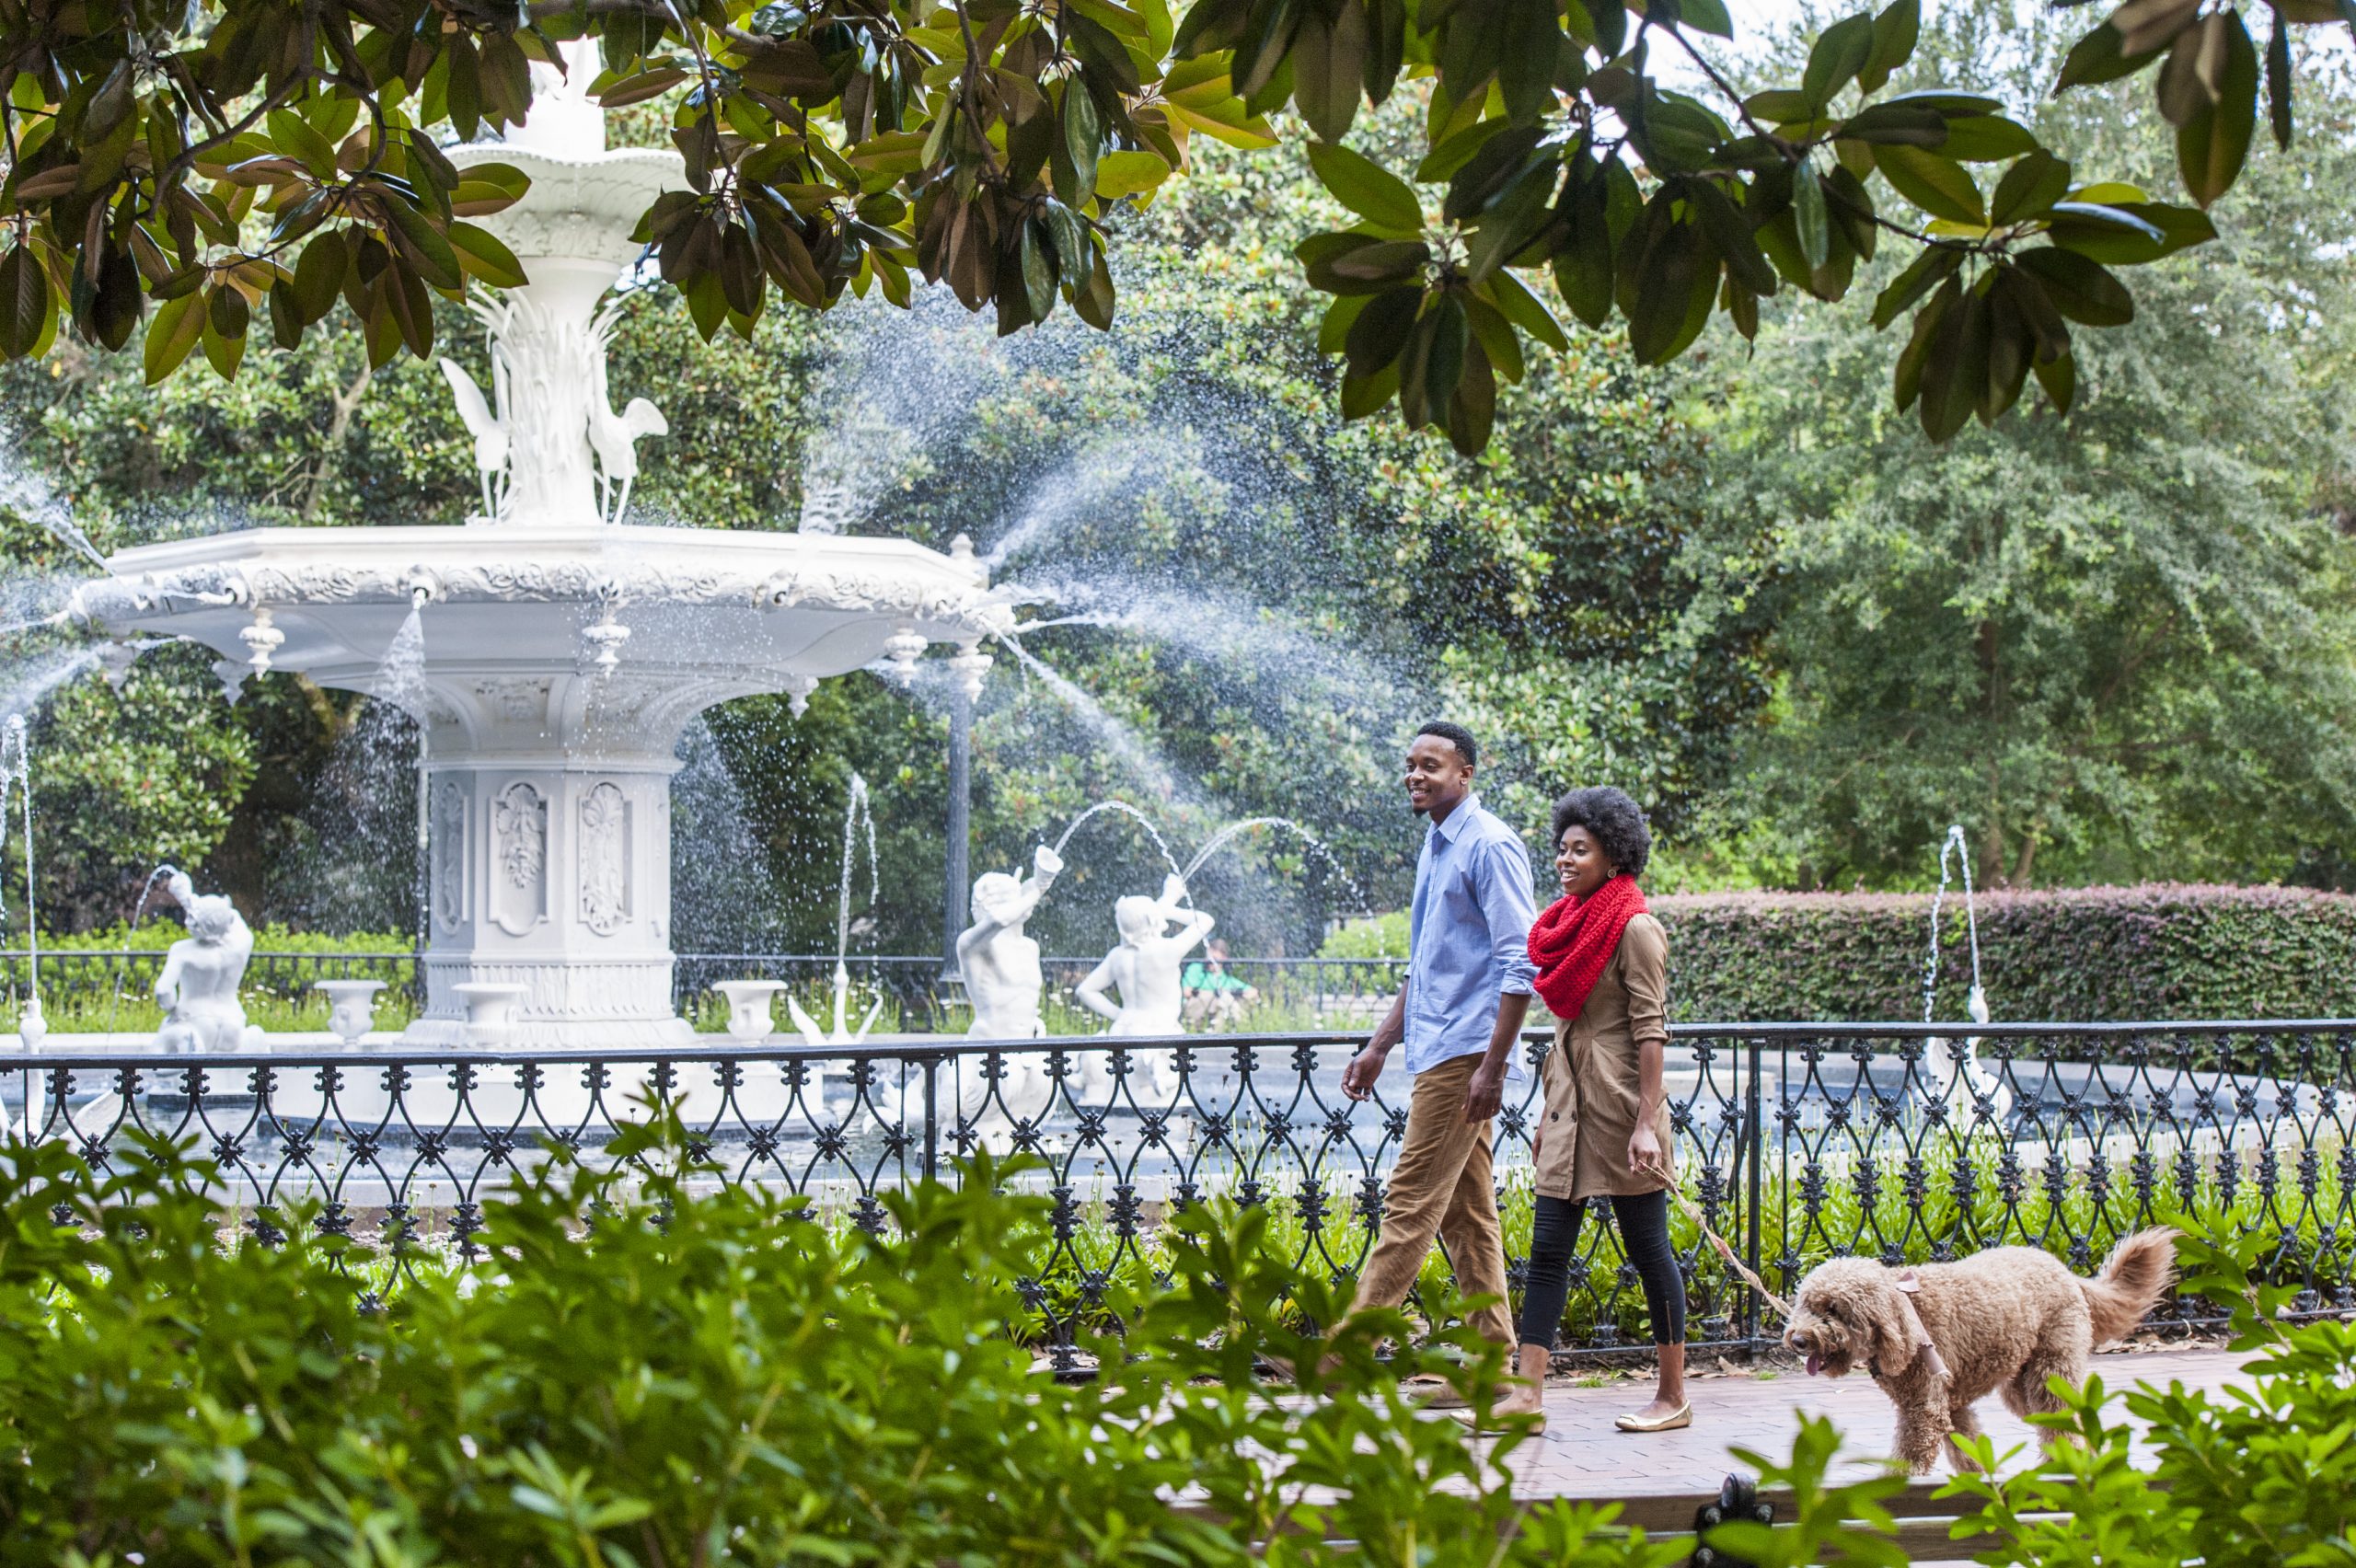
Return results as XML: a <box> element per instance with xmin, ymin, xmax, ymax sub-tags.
<box><xmin>0</xmin><ymin>0</ymin><xmax>2339</xmax><ymax>449</ymax></box>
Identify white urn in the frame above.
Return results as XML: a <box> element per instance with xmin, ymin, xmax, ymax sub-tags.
<box><xmin>713</xmin><ymin>979</ymin><xmax>789</xmax><ymax>1041</ymax></box>
<box><xmin>15</xmin><ymin>994</ymin><xmax>45</xmax><ymax>1050</ymax></box>
<box><xmin>454</xmin><ymin>982</ymin><xmax>532</xmax><ymax>1047</ymax></box>
<box><xmin>314</xmin><ymin>979</ymin><xmax>388</xmax><ymax>1048</ymax></box>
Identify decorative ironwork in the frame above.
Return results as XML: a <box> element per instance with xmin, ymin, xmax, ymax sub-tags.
<box><xmin>6</xmin><ymin>1019</ymin><xmax>2350</xmax><ymax>1369</ymax></box>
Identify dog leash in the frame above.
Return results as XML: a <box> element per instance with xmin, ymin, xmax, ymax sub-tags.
<box><xmin>1660</xmin><ymin>1179</ymin><xmax>1798</xmax><ymax>1323</ymax></box>
<box><xmin>1660</xmin><ymin>1176</ymin><xmax>1951</xmax><ymax>1380</ymax></box>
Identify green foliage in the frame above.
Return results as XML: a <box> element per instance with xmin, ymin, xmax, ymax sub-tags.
<box><xmin>1653</xmin><ymin>883</ymin><xmax>2356</xmax><ymax>1021</ymax></box>
<box><xmin>0</xmin><ymin>1115</ymin><xmax>1696</xmax><ymax>1565</ymax></box>
<box><xmin>1693</xmin><ymin>4</ymin><xmax>2356</xmax><ymax>894</ymax></box>
<box><xmin>0</xmin><ymin>0</ymin><xmax>2331</xmax><ymax>455</ymax></box>
<box><xmin>1320</xmin><ymin>910</ymin><xmax>1410</xmax><ymax>959</ymax></box>
<box><xmin>14</xmin><ymin>644</ymin><xmax>255</xmax><ymax>930</ymax></box>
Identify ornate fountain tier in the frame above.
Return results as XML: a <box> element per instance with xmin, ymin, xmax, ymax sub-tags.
<box><xmin>71</xmin><ymin>525</ymin><xmax>1009</xmax><ymax>1048</ymax></box>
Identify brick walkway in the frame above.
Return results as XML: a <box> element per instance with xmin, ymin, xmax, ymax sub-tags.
<box><xmin>1484</xmin><ymin>1343</ymin><xmax>2248</xmax><ymax>1505</ymax></box>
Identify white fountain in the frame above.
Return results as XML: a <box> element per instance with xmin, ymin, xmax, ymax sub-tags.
<box><xmin>63</xmin><ymin>50</ymin><xmax>1010</xmax><ymax>1050</ymax></box>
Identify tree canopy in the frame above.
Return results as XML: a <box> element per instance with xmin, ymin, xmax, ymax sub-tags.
<box><xmin>1682</xmin><ymin>2</ymin><xmax>2356</xmax><ymax>892</ymax></box>
<box><xmin>0</xmin><ymin>0</ymin><xmax>2344</xmax><ymax>455</ymax></box>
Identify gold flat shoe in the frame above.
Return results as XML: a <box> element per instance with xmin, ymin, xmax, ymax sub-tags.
<box><xmin>1614</xmin><ymin>1401</ymin><xmax>1692</xmax><ymax>1433</ymax></box>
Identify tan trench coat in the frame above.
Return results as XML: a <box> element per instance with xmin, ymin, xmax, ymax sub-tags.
<box><xmin>1532</xmin><ymin>911</ymin><xmax>1674</xmax><ymax>1202</ymax></box>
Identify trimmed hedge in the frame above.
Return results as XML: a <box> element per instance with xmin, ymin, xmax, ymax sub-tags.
<box><xmin>1652</xmin><ymin>883</ymin><xmax>2356</xmax><ymax>1022</ymax></box>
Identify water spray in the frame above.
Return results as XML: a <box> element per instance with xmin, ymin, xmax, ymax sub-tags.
<box><xmin>0</xmin><ymin>716</ymin><xmax>41</xmax><ymax>1046</ymax></box>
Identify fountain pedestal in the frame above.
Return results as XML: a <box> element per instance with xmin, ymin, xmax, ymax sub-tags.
<box><xmin>414</xmin><ymin>681</ymin><xmax>688</xmax><ymax>1045</ymax></box>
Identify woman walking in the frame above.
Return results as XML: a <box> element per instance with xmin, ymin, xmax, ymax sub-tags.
<box><xmin>1490</xmin><ymin>786</ymin><xmax>1688</xmax><ymax>1433</ymax></box>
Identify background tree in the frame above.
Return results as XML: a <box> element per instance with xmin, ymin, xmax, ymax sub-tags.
<box><xmin>1680</xmin><ymin>3</ymin><xmax>2356</xmax><ymax>891</ymax></box>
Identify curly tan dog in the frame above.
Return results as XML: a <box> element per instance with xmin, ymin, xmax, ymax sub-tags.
<box><xmin>1780</xmin><ymin>1228</ymin><xmax>2177</xmax><ymax>1474</ymax></box>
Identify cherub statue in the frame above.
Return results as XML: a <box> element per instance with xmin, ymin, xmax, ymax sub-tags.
<box><xmin>1075</xmin><ymin>873</ymin><xmax>1213</xmax><ymax>1101</ymax></box>
<box><xmin>153</xmin><ymin>870</ymin><xmax>265</xmax><ymax>1054</ymax></box>
<box><xmin>952</xmin><ymin>845</ymin><xmax>1062</xmax><ymax>1128</ymax></box>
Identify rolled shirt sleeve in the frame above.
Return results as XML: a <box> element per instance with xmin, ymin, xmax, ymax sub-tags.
<box><xmin>1620</xmin><ymin>914</ymin><xmax>1670</xmax><ymax>1047</ymax></box>
<box><xmin>1476</xmin><ymin>836</ymin><xmax>1539</xmax><ymax>997</ymax></box>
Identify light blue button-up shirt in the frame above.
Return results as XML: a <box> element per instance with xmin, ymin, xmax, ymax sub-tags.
<box><xmin>1402</xmin><ymin>793</ymin><xmax>1540</xmax><ymax>1077</ymax></box>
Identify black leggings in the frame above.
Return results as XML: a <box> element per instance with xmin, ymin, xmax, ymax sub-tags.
<box><xmin>1517</xmin><ymin>1190</ymin><xmax>1687</xmax><ymax>1350</ymax></box>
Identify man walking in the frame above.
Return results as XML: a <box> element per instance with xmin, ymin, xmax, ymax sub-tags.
<box><xmin>1336</xmin><ymin>721</ymin><xmax>1537</xmax><ymax>1360</ymax></box>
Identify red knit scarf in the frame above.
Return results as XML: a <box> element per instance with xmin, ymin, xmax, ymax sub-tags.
<box><xmin>1528</xmin><ymin>874</ymin><xmax>1649</xmax><ymax>1020</ymax></box>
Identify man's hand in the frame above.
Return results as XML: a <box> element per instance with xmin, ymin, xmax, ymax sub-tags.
<box><xmin>1462</xmin><ymin>1057</ymin><xmax>1507</xmax><ymax>1124</ymax></box>
<box><xmin>1342</xmin><ymin>1043</ymin><xmax>1388</xmax><ymax>1101</ymax></box>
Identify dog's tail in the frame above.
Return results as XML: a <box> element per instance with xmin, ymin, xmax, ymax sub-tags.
<box><xmin>2080</xmin><ymin>1228</ymin><xmax>2178</xmax><ymax>1343</ymax></box>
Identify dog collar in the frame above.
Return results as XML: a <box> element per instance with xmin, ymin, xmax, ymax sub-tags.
<box><xmin>1879</xmin><ymin>1270</ymin><xmax>1952</xmax><ymax>1379</ymax></box>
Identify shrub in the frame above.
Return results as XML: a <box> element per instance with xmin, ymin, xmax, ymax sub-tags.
<box><xmin>0</xmin><ymin>1118</ymin><xmax>1686</xmax><ymax>1567</ymax></box>
<box><xmin>1319</xmin><ymin>910</ymin><xmax>1411</xmax><ymax>960</ymax></box>
<box><xmin>1652</xmin><ymin>883</ymin><xmax>2356</xmax><ymax>1022</ymax></box>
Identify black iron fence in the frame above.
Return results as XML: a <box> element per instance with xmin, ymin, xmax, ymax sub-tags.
<box><xmin>7</xmin><ymin>1019</ymin><xmax>2348</xmax><ymax>1366</ymax></box>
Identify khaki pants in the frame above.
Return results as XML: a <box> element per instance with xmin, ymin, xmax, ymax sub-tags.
<box><xmin>1346</xmin><ymin>1052</ymin><xmax>1516</xmax><ymax>1347</ymax></box>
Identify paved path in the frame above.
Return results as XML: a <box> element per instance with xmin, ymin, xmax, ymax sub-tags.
<box><xmin>1486</xmin><ymin>1343</ymin><xmax>2247</xmax><ymax>1505</ymax></box>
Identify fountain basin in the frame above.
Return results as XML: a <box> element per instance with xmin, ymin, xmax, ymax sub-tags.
<box><xmin>70</xmin><ymin>526</ymin><xmax>1010</xmax><ymax>1050</ymax></box>
<box><xmin>71</xmin><ymin>524</ymin><xmax>1005</xmax><ymax>682</ymax></box>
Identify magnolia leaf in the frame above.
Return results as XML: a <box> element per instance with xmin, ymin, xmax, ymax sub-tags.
<box><xmin>2015</xmin><ymin>246</ymin><xmax>2134</xmax><ymax>325</ymax></box>
<box><xmin>2046</xmin><ymin>200</ymin><xmax>2214</xmax><ymax>263</ymax></box>
<box><xmin>2173</xmin><ymin>7</ymin><xmax>2257</xmax><ymax>206</ymax></box>
<box><xmin>144</xmin><ymin>290</ymin><xmax>204</xmax><ymax>383</ymax></box>
<box><xmin>1307</xmin><ymin>141</ymin><xmax>1425</xmax><ymax>236</ymax></box>
<box><xmin>447</xmin><ymin>223</ymin><xmax>527</xmax><ymax>289</ymax></box>
<box><xmin>1803</xmin><ymin>14</ymin><xmax>1877</xmax><ymax>107</ymax></box>
<box><xmin>1936</xmin><ymin>115</ymin><xmax>2038</xmax><ymax>162</ymax></box>
<box><xmin>1481</xmin><ymin>267</ymin><xmax>1569</xmax><ymax>351</ymax></box>
<box><xmin>1858</xmin><ymin>0</ymin><xmax>1920</xmax><ymax>95</ymax></box>
<box><xmin>1875</xmin><ymin>144</ymin><xmax>1986</xmax><ymax>225</ymax></box>
<box><xmin>2034</xmin><ymin>345</ymin><xmax>2076</xmax><ymax>412</ymax></box>
<box><xmin>1793</xmin><ymin>161</ymin><xmax>1831</xmax><ymax>269</ymax></box>
<box><xmin>1869</xmin><ymin>243</ymin><xmax>1960</xmax><ymax>329</ymax></box>
<box><xmin>0</xmin><ymin>247</ymin><xmax>51</xmax><ymax>359</ymax></box>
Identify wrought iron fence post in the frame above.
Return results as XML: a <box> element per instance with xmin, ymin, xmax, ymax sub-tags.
<box><xmin>1745</xmin><ymin>1034</ymin><xmax>1764</xmax><ymax>1350</ymax></box>
<box><xmin>922</xmin><ymin>1054</ymin><xmax>939</xmax><ymax>1184</ymax></box>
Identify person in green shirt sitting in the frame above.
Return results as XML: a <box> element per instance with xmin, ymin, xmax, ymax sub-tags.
<box><xmin>1181</xmin><ymin>938</ymin><xmax>1258</xmax><ymax>1031</ymax></box>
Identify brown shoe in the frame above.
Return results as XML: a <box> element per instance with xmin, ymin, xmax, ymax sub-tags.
<box><xmin>1410</xmin><ymin>1375</ymin><xmax>1528</xmax><ymax>1412</ymax></box>
<box><xmin>1450</xmin><ymin>1403</ymin><xmax>1547</xmax><ymax>1435</ymax></box>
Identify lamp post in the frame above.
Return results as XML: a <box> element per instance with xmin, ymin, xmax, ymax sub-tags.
<box><xmin>943</xmin><ymin>691</ymin><xmax>971</xmax><ymax>974</ymax></box>
<box><xmin>941</xmin><ymin>639</ymin><xmax>991</xmax><ymax>978</ymax></box>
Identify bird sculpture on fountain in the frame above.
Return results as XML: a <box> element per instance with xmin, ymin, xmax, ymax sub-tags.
<box><xmin>439</xmin><ymin>354</ymin><xmax>512</xmax><ymax>521</ymax></box>
<box><xmin>587</xmin><ymin>309</ymin><xmax>669</xmax><ymax>524</ymax></box>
